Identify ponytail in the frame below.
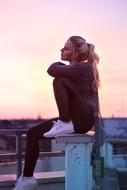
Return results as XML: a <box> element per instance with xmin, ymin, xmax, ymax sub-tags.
<box><xmin>87</xmin><ymin>43</ymin><xmax>100</xmax><ymax>89</ymax></box>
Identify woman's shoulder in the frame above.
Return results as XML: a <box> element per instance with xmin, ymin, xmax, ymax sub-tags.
<box><xmin>71</xmin><ymin>61</ymin><xmax>91</xmax><ymax>70</ymax></box>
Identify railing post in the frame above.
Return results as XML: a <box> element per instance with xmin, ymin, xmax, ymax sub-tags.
<box><xmin>56</xmin><ymin>133</ymin><xmax>94</xmax><ymax>190</ymax></box>
<box><xmin>105</xmin><ymin>142</ymin><xmax>113</xmax><ymax>168</ymax></box>
<box><xmin>92</xmin><ymin>115</ymin><xmax>102</xmax><ymax>187</ymax></box>
<box><xmin>16</xmin><ymin>132</ymin><xmax>22</xmax><ymax>179</ymax></box>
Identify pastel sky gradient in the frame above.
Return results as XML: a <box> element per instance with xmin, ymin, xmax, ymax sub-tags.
<box><xmin>0</xmin><ymin>0</ymin><xmax>127</xmax><ymax>119</ymax></box>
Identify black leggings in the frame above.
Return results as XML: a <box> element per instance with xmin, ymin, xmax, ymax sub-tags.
<box><xmin>23</xmin><ymin>77</ymin><xmax>94</xmax><ymax>176</ymax></box>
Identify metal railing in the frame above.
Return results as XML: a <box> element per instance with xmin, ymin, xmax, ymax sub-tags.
<box><xmin>0</xmin><ymin>129</ymin><xmax>65</xmax><ymax>179</ymax></box>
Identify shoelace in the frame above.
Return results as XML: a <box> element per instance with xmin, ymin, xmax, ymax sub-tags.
<box><xmin>52</xmin><ymin>120</ymin><xmax>62</xmax><ymax>129</ymax></box>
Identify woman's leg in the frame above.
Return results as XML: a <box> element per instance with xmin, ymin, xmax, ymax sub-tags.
<box><xmin>23</xmin><ymin>117</ymin><xmax>57</xmax><ymax>177</ymax></box>
<box><xmin>70</xmin><ymin>100</ymin><xmax>95</xmax><ymax>133</ymax></box>
<box><xmin>53</xmin><ymin>77</ymin><xmax>94</xmax><ymax>133</ymax></box>
<box><xmin>53</xmin><ymin>78</ymin><xmax>71</xmax><ymax>122</ymax></box>
<box><xmin>43</xmin><ymin>78</ymin><xmax>74</xmax><ymax>138</ymax></box>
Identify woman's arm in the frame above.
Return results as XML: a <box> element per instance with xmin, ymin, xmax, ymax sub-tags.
<box><xmin>47</xmin><ymin>62</ymin><xmax>88</xmax><ymax>80</ymax></box>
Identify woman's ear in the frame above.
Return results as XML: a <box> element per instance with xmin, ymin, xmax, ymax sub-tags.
<box><xmin>72</xmin><ymin>52</ymin><xmax>78</xmax><ymax>61</ymax></box>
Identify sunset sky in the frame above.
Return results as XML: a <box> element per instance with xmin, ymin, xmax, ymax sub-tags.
<box><xmin>0</xmin><ymin>0</ymin><xmax>127</xmax><ymax>119</ymax></box>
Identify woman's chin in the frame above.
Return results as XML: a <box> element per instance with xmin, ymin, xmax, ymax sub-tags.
<box><xmin>61</xmin><ymin>56</ymin><xmax>65</xmax><ymax>61</ymax></box>
<box><xmin>61</xmin><ymin>55</ymin><xmax>68</xmax><ymax>62</ymax></box>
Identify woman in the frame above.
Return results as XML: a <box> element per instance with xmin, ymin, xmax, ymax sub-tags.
<box><xmin>13</xmin><ymin>35</ymin><xmax>100</xmax><ymax>190</ymax></box>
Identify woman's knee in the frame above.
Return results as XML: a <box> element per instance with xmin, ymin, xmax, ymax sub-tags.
<box><xmin>53</xmin><ymin>77</ymin><xmax>69</xmax><ymax>87</ymax></box>
<box><xmin>26</xmin><ymin>127</ymin><xmax>36</xmax><ymax>140</ymax></box>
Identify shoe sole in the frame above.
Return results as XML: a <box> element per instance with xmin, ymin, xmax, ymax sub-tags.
<box><xmin>13</xmin><ymin>183</ymin><xmax>38</xmax><ymax>190</ymax></box>
<box><xmin>44</xmin><ymin>130</ymin><xmax>74</xmax><ymax>138</ymax></box>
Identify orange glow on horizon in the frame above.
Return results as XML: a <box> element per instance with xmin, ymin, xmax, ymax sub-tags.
<box><xmin>0</xmin><ymin>0</ymin><xmax>127</xmax><ymax>119</ymax></box>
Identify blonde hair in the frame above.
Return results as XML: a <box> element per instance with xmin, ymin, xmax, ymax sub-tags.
<box><xmin>68</xmin><ymin>36</ymin><xmax>100</xmax><ymax>89</ymax></box>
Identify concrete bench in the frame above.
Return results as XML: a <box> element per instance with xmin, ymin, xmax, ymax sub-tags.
<box><xmin>0</xmin><ymin>171</ymin><xmax>65</xmax><ymax>190</ymax></box>
<box><xmin>55</xmin><ymin>131</ymin><xmax>95</xmax><ymax>190</ymax></box>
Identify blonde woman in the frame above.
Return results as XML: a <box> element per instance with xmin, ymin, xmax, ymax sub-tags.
<box><xmin>13</xmin><ymin>35</ymin><xmax>100</xmax><ymax>190</ymax></box>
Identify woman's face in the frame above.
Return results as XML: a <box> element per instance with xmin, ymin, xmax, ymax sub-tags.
<box><xmin>61</xmin><ymin>40</ymin><xmax>74</xmax><ymax>62</ymax></box>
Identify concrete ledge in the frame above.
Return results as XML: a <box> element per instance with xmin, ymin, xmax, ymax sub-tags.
<box><xmin>0</xmin><ymin>171</ymin><xmax>65</xmax><ymax>187</ymax></box>
<box><xmin>0</xmin><ymin>174</ymin><xmax>15</xmax><ymax>187</ymax></box>
<box><xmin>35</xmin><ymin>171</ymin><xmax>65</xmax><ymax>184</ymax></box>
<box><xmin>55</xmin><ymin>131</ymin><xmax>95</xmax><ymax>144</ymax></box>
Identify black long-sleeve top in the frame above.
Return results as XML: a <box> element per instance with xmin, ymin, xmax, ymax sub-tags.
<box><xmin>47</xmin><ymin>62</ymin><xmax>97</xmax><ymax>112</ymax></box>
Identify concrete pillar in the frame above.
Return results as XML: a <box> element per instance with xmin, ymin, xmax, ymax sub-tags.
<box><xmin>105</xmin><ymin>142</ymin><xmax>114</xmax><ymax>168</ymax></box>
<box><xmin>56</xmin><ymin>133</ymin><xmax>94</xmax><ymax>190</ymax></box>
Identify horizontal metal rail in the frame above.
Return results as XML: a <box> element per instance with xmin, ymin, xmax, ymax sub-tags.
<box><xmin>0</xmin><ymin>151</ymin><xmax>65</xmax><ymax>160</ymax></box>
<box><xmin>0</xmin><ymin>129</ymin><xmax>28</xmax><ymax>134</ymax></box>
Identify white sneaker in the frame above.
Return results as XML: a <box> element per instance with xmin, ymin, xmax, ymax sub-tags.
<box><xmin>13</xmin><ymin>176</ymin><xmax>38</xmax><ymax>190</ymax></box>
<box><xmin>43</xmin><ymin>119</ymin><xmax>74</xmax><ymax>138</ymax></box>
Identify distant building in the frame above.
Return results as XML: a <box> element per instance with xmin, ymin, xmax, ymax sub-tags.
<box><xmin>103</xmin><ymin>118</ymin><xmax>127</xmax><ymax>155</ymax></box>
<box><xmin>103</xmin><ymin>118</ymin><xmax>127</xmax><ymax>139</ymax></box>
<box><xmin>103</xmin><ymin>118</ymin><xmax>127</xmax><ymax>168</ymax></box>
